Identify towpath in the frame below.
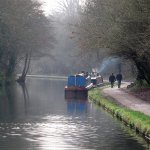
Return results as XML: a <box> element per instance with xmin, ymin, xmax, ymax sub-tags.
<box><xmin>102</xmin><ymin>82</ymin><xmax>150</xmax><ymax>116</ymax></box>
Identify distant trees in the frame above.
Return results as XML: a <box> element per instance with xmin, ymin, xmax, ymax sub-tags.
<box><xmin>77</xmin><ymin>0</ymin><xmax>150</xmax><ymax>84</ymax></box>
<box><xmin>27</xmin><ymin>0</ymin><xmax>85</xmax><ymax>76</ymax></box>
<box><xmin>0</xmin><ymin>0</ymin><xmax>54</xmax><ymax>84</ymax></box>
<box><xmin>54</xmin><ymin>0</ymin><xmax>102</xmax><ymax>71</ymax></box>
<box><xmin>44</xmin><ymin>0</ymin><xmax>88</xmax><ymax>74</ymax></box>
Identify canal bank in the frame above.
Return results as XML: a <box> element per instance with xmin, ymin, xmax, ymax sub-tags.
<box><xmin>89</xmin><ymin>87</ymin><xmax>150</xmax><ymax>142</ymax></box>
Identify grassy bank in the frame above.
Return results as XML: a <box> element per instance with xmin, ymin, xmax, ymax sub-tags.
<box><xmin>89</xmin><ymin>88</ymin><xmax>150</xmax><ymax>141</ymax></box>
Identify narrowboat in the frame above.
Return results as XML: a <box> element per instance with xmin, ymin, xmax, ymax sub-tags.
<box><xmin>65</xmin><ymin>74</ymin><xmax>93</xmax><ymax>100</ymax></box>
<box><xmin>91</xmin><ymin>72</ymin><xmax>103</xmax><ymax>87</ymax></box>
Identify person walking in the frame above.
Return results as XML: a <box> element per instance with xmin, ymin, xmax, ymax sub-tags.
<box><xmin>109</xmin><ymin>73</ymin><xmax>116</xmax><ymax>88</ymax></box>
<box><xmin>116</xmin><ymin>73</ymin><xmax>123</xmax><ymax>88</ymax></box>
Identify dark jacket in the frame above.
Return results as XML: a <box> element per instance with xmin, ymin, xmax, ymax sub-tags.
<box><xmin>109</xmin><ymin>75</ymin><xmax>116</xmax><ymax>82</ymax></box>
<box><xmin>116</xmin><ymin>74</ymin><xmax>122</xmax><ymax>81</ymax></box>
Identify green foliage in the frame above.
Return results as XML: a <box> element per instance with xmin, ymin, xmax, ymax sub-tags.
<box><xmin>89</xmin><ymin>88</ymin><xmax>150</xmax><ymax>137</ymax></box>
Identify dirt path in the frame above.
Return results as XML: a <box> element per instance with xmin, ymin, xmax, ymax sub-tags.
<box><xmin>102</xmin><ymin>82</ymin><xmax>150</xmax><ymax>116</ymax></box>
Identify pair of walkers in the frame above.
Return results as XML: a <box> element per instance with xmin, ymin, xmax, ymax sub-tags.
<box><xmin>109</xmin><ymin>73</ymin><xmax>122</xmax><ymax>88</ymax></box>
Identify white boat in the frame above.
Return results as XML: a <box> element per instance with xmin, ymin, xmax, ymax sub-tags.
<box><xmin>90</xmin><ymin>72</ymin><xmax>103</xmax><ymax>87</ymax></box>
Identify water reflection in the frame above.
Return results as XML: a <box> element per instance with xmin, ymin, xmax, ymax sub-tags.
<box><xmin>0</xmin><ymin>85</ymin><xmax>17</xmax><ymax>121</ymax></box>
<box><xmin>66</xmin><ymin>99</ymin><xmax>87</xmax><ymax>114</ymax></box>
<box><xmin>0</xmin><ymin>79</ymin><xmax>149</xmax><ymax>150</ymax></box>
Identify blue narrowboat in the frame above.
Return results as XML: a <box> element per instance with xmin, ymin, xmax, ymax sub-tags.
<box><xmin>65</xmin><ymin>74</ymin><xmax>93</xmax><ymax>100</ymax></box>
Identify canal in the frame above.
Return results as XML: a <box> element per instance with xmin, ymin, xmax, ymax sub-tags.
<box><xmin>0</xmin><ymin>78</ymin><xmax>149</xmax><ymax>150</ymax></box>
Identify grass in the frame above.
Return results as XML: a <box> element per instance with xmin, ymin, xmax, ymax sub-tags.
<box><xmin>89</xmin><ymin>88</ymin><xmax>150</xmax><ymax>139</ymax></box>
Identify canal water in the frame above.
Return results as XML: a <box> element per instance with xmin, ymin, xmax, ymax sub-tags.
<box><xmin>0</xmin><ymin>78</ymin><xmax>149</xmax><ymax>150</ymax></box>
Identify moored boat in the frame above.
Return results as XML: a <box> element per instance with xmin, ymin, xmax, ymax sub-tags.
<box><xmin>91</xmin><ymin>72</ymin><xmax>103</xmax><ymax>87</ymax></box>
<box><xmin>65</xmin><ymin>74</ymin><xmax>93</xmax><ymax>99</ymax></box>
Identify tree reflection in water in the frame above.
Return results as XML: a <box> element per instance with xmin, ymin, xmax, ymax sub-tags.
<box><xmin>19</xmin><ymin>82</ymin><xmax>30</xmax><ymax>115</ymax></box>
<box><xmin>0</xmin><ymin>84</ymin><xmax>17</xmax><ymax>121</ymax></box>
<box><xmin>0</xmin><ymin>82</ymin><xmax>30</xmax><ymax>121</ymax></box>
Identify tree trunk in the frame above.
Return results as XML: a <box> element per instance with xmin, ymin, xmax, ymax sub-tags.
<box><xmin>133</xmin><ymin>58</ymin><xmax>150</xmax><ymax>85</ymax></box>
<box><xmin>5</xmin><ymin>53</ymin><xmax>16</xmax><ymax>84</ymax></box>
<box><xmin>17</xmin><ymin>53</ymin><xmax>31</xmax><ymax>83</ymax></box>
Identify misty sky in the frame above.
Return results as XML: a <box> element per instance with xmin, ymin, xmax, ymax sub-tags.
<box><xmin>39</xmin><ymin>0</ymin><xmax>63</xmax><ymax>14</ymax></box>
<box><xmin>39</xmin><ymin>0</ymin><xmax>86</xmax><ymax>15</ymax></box>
